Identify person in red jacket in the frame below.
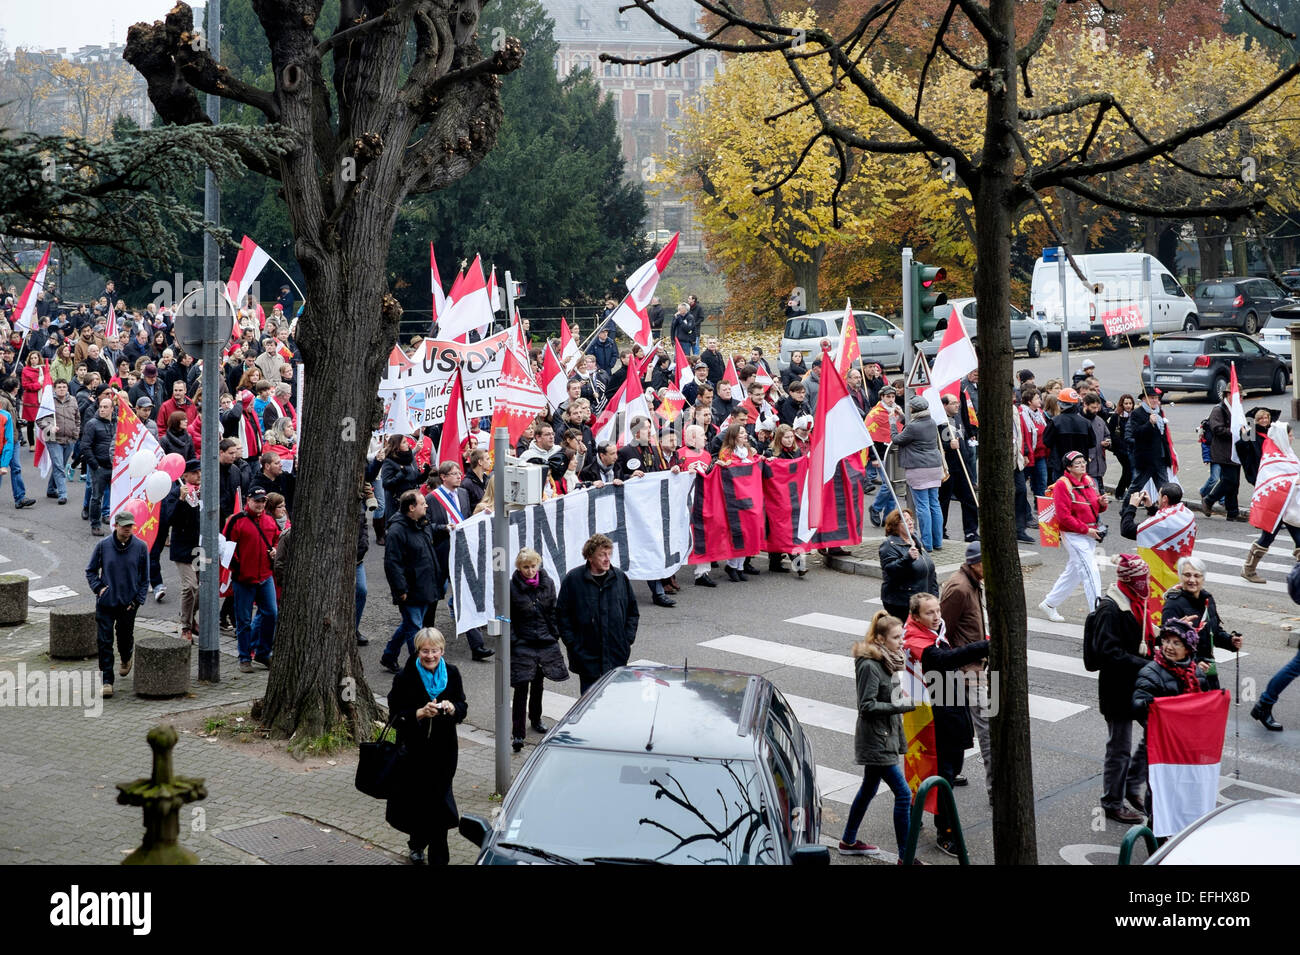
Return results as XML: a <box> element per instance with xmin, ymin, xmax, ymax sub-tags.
<box><xmin>20</xmin><ymin>351</ymin><xmax>48</xmax><ymax>446</ymax></box>
<box><xmin>1040</xmin><ymin>450</ymin><xmax>1110</xmax><ymax>622</ymax></box>
<box><xmin>222</xmin><ymin>486</ymin><xmax>281</xmax><ymax>672</ymax></box>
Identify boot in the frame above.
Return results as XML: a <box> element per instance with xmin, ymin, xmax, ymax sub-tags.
<box><xmin>373</xmin><ymin>515</ymin><xmax>386</xmax><ymax>546</ymax></box>
<box><xmin>768</xmin><ymin>553</ymin><xmax>790</xmax><ymax>573</ymax></box>
<box><xmin>1240</xmin><ymin>543</ymin><xmax>1267</xmax><ymax>584</ymax></box>
<box><xmin>1251</xmin><ymin>701</ymin><xmax>1284</xmax><ymax>731</ymax></box>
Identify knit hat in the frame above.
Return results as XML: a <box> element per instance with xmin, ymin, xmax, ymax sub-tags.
<box><xmin>964</xmin><ymin>541</ymin><xmax>981</xmax><ymax>565</ymax></box>
<box><xmin>1158</xmin><ymin>618</ymin><xmax>1199</xmax><ymax>652</ymax></box>
<box><xmin>1115</xmin><ymin>553</ymin><xmax>1146</xmax><ymax>583</ymax></box>
<box><xmin>1062</xmin><ymin>450</ymin><xmax>1085</xmax><ymax>466</ymax></box>
<box><xmin>908</xmin><ymin>395</ymin><xmax>929</xmax><ymax>414</ymax></box>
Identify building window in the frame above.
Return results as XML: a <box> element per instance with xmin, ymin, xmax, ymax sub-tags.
<box><xmin>705</xmin><ymin>56</ymin><xmax>717</xmax><ymax>78</ymax></box>
<box><xmin>637</xmin><ymin>93</ymin><xmax>651</xmax><ymax>119</ymax></box>
<box><xmin>668</xmin><ymin>61</ymin><xmax>682</xmax><ymax>78</ymax></box>
<box><xmin>576</xmin><ymin>5</ymin><xmax>590</xmax><ymax>30</ymax></box>
<box><xmin>667</xmin><ymin>95</ymin><xmax>680</xmax><ymax>120</ymax></box>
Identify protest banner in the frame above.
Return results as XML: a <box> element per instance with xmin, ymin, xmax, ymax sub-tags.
<box><xmin>449</xmin><ymin>471</ymin><xmax>694</xmax><ymax>633</ymax></box>
<box><xmin>1100</xmin><ymin>304</ymin><xmax>1145</xmax><ymax>336</ymax></box>
<box><xmin>376</xmin><ymin>330</ymin><xmax>510</xmax><ymax>428</ymax></box>
<box><xmin>690</xmin><ymin>461</ymin><xmax>768</xmax><ymax>562</ymax></box>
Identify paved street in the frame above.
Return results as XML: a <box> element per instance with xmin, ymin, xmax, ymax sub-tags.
<box><xmin>3</xmin><ymin>343</ymin><xmax>1300</xmax><ymax>864</ymax></box>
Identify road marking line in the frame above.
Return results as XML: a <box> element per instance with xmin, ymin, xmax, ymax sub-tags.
<box><xmin>27</xmin><ymin>586</ymin><xmax>78</xmax><ymax>602</ymax></box>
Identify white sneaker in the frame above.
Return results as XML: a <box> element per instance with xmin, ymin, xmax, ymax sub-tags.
<box><xmin>154</xmin><ymin>586</ymin><xmax>166</xmax><ymax>603</ymax></box>
<box><xmin>1038</xmin><ymin>600</ymin><xmax>1065</xmax><ymax>623</ymax></box>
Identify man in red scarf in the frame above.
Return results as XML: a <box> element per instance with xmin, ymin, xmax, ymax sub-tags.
<box><xmin>1092</xmin><ymin>553</ymin><xmax>1152</xmax><ymax>824</ymax></box>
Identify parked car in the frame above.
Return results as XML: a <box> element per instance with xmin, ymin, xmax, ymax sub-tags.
<box><xmin>778</xmin><ymin>309</ymin><xmax>904</xmax><ymax>372</ymax></box>
<box><xmin>918</xmin><ymin>298</ymin><xmax>1047</xmax><ymax>360</ymax></box>
<box><xmin>457</xmin><ymin>666</ymin><xmax>829</xmax><ymax>866</ymax></box>
<box><xmin>1146</xmin><ymin>798</ymin><xmax>1300</xmax><ymax>865</ymax></box>
<box><xmin>1031</xmin><ymin>252</ymin><xmax>1197</xmax><ymax>349</ymax></box>
<box><xmin>1258</xmin><ymin>303</ymin><xmax>1300</xmax><ymax>367</ymax></box>
<box><xmin>1141</xmin><ymin>331</ymin><xmax>1289</xmax><ymax>402</ymax></box>
<box><xmin>1193</xmin><ymin>276</ymin><xmax>1294</xmax><ymax>334</ymax></box>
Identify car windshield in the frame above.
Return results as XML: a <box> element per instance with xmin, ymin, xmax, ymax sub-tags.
<box><xmin>1152</xmin><ymin>339</ymin><xmax>1204</xmax><ymax>355</ymax></box>
<box><xmin>495</xmin><ymin>749</ymin><xmax>779</xmax><ymax>865</ymax></box>
<box><xmin>1195</xmin><ymin>282</ymin><xmax>1239</xmax><ymax>302</ymax></box>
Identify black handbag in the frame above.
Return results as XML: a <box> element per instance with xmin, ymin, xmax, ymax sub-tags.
<box><xmin>355</xmin><ymin>712</ymin><xmax>403</xmax><ymax>800</ymax></box>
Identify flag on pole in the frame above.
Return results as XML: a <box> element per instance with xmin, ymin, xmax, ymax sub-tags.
<box><xmin>625</xmin><ymin>233</ymin><xmax>680</xmax><ymax>309</ymax></box>
<box><xmin>380</xmin><ymin>387</ymin><xmax>414</xmax><ymax>435</ymax></box>
<box><xmin>430</xmin><ymin>242</ymin><xmax>447</xmax><ymax>324</ymax></box>
<box><xmin>1138</xmin><ymin>501</ymin><xmax>1197</xmax><ymax>643</ymax></box>
<box><xmin>836</xmin><ymin>299</ymin><xmax>861</xmax><ymax>377</ymax></box>
<box><xmin>1228</xmin><ymin>362</ymin><xmax>1247</xmax><ymax>465</ymax></box>
<box><xmin>608</xmin><ymin>294</ymin><xmax>653</xmax><ymax>350</ymax></box>
<box><xmin>541</xmin><ymin>342</ymin><xmax>569</xmax><ymax>411</ymax></box>
<box><xmin>921</xmin><ymin>307</ymin><xmax>978</xmax><ymax>423</ymax></box>
<box><xmin>721</xmin><ymin>354</ymin><xmax>740</xmax><ymax>388</ymax></box>
<box><xmin>105</xmin><ymin>304</ymin><xmax>119</xmax><ymax>340</ymax></box>
<box><xmin>1249</xmin><ymin>425</ymin><xmax>1300</xmax><ymax>533</ymax></box>
<box><xmin>803</xmin><ymin>345</ymin><xmax>872</xmax><ymax>534</ymax></box>
<box><xmin>437</xmin><ymin>254</ymin><xmax>494</xmax><ymax>341</ymax></box>
<box><xmin>560</xmin><ymin>316</ymin><xmax>580</xmax><ymax>370</ymax></box>
<box><xmin>32</xmin><ymin>381</ymin><xmax>55</xmax><ymax>478</ymax></box>
<box><xmin>109</xmin><ymin>392</ymin><xmax>164</xmax><ymax>519</ymax></box>
<box><xmin>438</xmin><ymin>365</ymin><xmax>470</xmax><ymax>467</ymax></box>
<box><xmin>491</xmin><ymin>341</ymin><xmax>548</xmax><ymax>447</ymax></box>
<box><xmin>594</xmin><ymin>360</ymin><xmax>652</xmax><ymax>449</ymax></box>
<box><xmin>12</xmin><ymin>243</ymin><xmax>52</xmax><ymax>334</ymax></box>
<box><xmin>901</xmin><ymin>651</ymin><xmax>940</xmax><ymax>815</ymax></box>
<box><xmin>1146</xmin><ymin>691</ymin><xmax>1230</xmax><ymax>837</ymax></box>
<box><xmin>1036</xmin><ymin>495</ymin><xmax>1059</xmax><ymax>548</ymax></box>
<box><xmin>674</xmin><ymin>338</ymin><xmax>693</xmax><ymax>390</ymax></box>
<box><xmin>224</xmin><ymin>235</ymin><xmax>270</xmax><ymax>312</ymax></box>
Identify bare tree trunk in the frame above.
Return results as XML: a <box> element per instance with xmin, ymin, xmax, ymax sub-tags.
<box><xmin>791</xmin><ymin>248</ymin><xmax>823</xmax><ymax>314</ymax></box>
<box><xmin>1233</xmin><ymin>231</ymin><xmax>1249</xmax><ymax>274</ymax></box>
<box><xmin>1196</xmin><ymin>220</ymin><xmax>1225</xmax><ymax>279</ymax></box>
<box><xmin>978</xmin><ymin>0</ymin><xmax>1037</xmax><ymax>865</ymax></box>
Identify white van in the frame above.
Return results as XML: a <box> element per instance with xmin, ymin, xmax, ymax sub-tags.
<box><xmin>1030</xmin><ymin>252</ymin><xmax>1199</xmax><ymax>350</ymax></box>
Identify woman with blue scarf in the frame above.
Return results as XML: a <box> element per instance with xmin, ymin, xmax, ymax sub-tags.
<box><xmin>385</xmin><ymin>628</ymin><xmax>467</xmax><ymax>865</ymax></box>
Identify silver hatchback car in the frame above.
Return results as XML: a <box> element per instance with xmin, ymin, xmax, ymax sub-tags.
<box><xmin>918</xmin><ymin>298</ymin><xmax>1048</xmax><ymax>360</ymax></box>
<box><xmin>778</xmin><ymin>309</ymin><xmax>904</xmax><ymax>372</ymax></box>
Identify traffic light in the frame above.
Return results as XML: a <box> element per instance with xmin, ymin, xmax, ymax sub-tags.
<box><xmin>909</xmin><ymin>262</ymin><xmax>948</xmax><ymax>340</ymax></box>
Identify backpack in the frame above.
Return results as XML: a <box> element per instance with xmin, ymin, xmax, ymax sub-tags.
<box><xmin>1082</xmin><ymin>596</ymin><xmax>1112</xmax><ymax>672</ymax></box>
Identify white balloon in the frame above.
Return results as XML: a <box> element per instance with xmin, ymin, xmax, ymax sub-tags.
<box><xmin>129</xmin><ymin>449</ymin><xmax>157</xmax><ymax>481</ymax></box>
<box><xmin>143</xmin><ymin>470</ymin><xmax>173</xmax><ymax>504</ymax></box>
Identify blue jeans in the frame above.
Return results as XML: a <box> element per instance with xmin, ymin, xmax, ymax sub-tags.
<box><xmin>912</xmin><ymin>485</ymin><xmax>942</xmax><ymax>550</ymax></box>
<box><xmin>1029</xmin><ymin>459</ymin><xmax>1047</xmax><ymax>499</ymax></box>
<box><xmin>6</xmin><ymin>447</ymin><xmax>27</xmax><ymax>503</ymax></box>
<box><xmin>384</xmin><ymin>602</ymin><xmax>428</xmax><ymax>664</ymax></box>
<box><xmin>44</xmin><ymin>441</ymin><xmax>72</xmax><ymax>499</ymax></box>
<box><xmin>1199</xmin><ymin>462</ymin><xmax>1221</xmax><ymax>499</ymax></box>
<box><xmin>1261</xmin><ymin>648</ymin><xmax>1300</xmax><ymax>706</ymax></box>
<box><xmin>871</xmin><ymin>474</ymin><xmax>896</xmax><ymax>519</ymax></box>
<box><xmin>233</xmin><ymin>577</ymin><xmax>277</xmax><ymax>663</ymax></box>
<box><xmin>355</xmin><ymin>564</ymin><xmax>367</xmax><ymax>637</ymax></box>
<box><xmin>841</xmin><ymin>762</ymin><xmax>911</xmax><ymax>854</ymax></box>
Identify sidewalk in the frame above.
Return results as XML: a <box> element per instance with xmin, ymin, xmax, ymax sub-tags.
<box><xmin>0</xmin><ymin>609</ymin><xmax>503</xmax><ymax>866</ymax></box>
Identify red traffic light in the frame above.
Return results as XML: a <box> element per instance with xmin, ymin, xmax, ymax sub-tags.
<box><xmin>921</xmin><ymin>268</ymin><xmax>946</xmax><ymax>289</ymax></box>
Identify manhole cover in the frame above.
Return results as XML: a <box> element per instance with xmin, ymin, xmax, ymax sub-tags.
<box><xmin>213</xmin><ymin>816</ymin><xmax>398</xmax><ymax>864</ymax></box>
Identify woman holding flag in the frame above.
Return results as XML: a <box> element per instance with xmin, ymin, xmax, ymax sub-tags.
<box><xmin>1039</xmin><ymin>451</ymin><xmax>1109</xmax><ymax>623</ymax></box>
<box><xmin>20</xmin><ymin>350</ymin><xmax>48</xmax><ymax>448</ymax></box>
<box><xmin>1161</xmin><ymin>557</ymin><xmax>1242</xmax><ymax>691</ymax></box>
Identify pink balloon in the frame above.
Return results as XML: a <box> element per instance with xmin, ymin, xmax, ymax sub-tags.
<box><xmin>123</xmin><ymin>498</ymin><xmax>151</xmax><ymax>524</ymax></box>
<box><xmin>159</xmin><ymin>453</ymin><xmax>186</xmax><ymax>481</ymax></box>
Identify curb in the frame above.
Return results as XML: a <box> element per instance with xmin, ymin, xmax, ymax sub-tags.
<box><xmin>827</xmin><ymin>542</ymin><xmax>1043</xmax><ymax>578</ymax></box>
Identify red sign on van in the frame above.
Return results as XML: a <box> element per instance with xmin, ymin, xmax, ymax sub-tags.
<box><xmin>1101</xmin><ymin>304</ymin><xmax>1145</xmax><ymax>335</ymax></box>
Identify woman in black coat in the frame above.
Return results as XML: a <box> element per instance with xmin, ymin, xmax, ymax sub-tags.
<box><xmin>159</xmin><ymin>411</ymin><xmax>197</xmax><ymax>461</ymax></box>
<box><xmin>1161</xmin><ymin>556</ymin><xmax>1242</xmax><ymax>691</ymax></box>
<box><xmin>508</xmin><ymin>549</ymin><xmax>570</xmax><ymax>752</ymax></box>
<box><xmin>380</xmin><ymin>434</ymin><xmax>429</xmax><ymax>526</ymax></box>
<box><xmin>878</xmin><ymin>507</ymin><xmax>937</xmax><ymax>622</ymax></box>
<box><xmin>386</xmin><ymin>628</ymin><xmax>467</xmax><ymax>865</ymax></box>
<box><xmin>780</xmin><ymin>351</ymin><xmax>808</xmax><ymax>390</ymax></box>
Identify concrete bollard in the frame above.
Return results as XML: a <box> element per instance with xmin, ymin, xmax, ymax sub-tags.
<box><xmin>49</xmin><ymin>605</ymin><xmax>98</xmax><ymax>659</ymax></box>
<box><xmin>0</xmin><ymin>573</ymin><xmax>29</xmax><ymax>626</ymax></box>
<box><xmin>133</xmin><ymin>636</ymin><xmax>192</xmax><ymax>698</ymax></box>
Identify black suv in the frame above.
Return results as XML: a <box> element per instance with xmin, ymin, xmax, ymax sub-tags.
<box><xmin>458</xmin><ymin>667</ymin><xmax>829</xmax><ymax>865</ymax></box>
<box><xmin>1193</xmin><ymin>277</ymin><xmax>1293</xmax><ymax>334</ymax></box>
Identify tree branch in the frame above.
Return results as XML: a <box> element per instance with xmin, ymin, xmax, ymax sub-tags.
<box><xmin>1055</xmin><ymin>176</ymin><xmax>1268</xmax><ymax>219</ymax></box>
<box><xmin>1238</xmin><ymin>0</ymin><xmax>1298</xmax><ymax>41</ymax></box>
<box><xmin>915</xmin><ymin>2</ymin><xmax>958</xmax><ymax>121</ymax></box>
<box><xmin>316</xmin><ymin>0</ymin><xmax>422</xmax><ymax>57</ymax></box>
<box><xmin>1015</xmin><ymin>0</ymin><xmax>1063</xmax><ymax>65</ymax></box>
<box><xmin>1019</xmin><ymin>91</ymin><xmax>1113</xmax><ymax>122</ymax></box>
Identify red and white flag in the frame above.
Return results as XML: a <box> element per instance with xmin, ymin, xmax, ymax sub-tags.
<box><xmin>32</xmin><ymin>380</ymin><xmax>55</xmax><ymax>478</ymax></box>
<box><xmin>1228</xmin><ymin>362</ymin><xmax>1248</xmax><ymax>465</ymax></box>
<box><xmin>836</xmin><ymin>299</ymin><xmax>861</xmax><ymax>377</ymax></box>
<box><xmin>721</xmin><ymin>354</ymin><xmax>740</xmax><ymax>388</ymax></box>
<box><xmin>1249</xmin><ymin>424</ymin><xmax>1300</xmax><ymax>533</ymax></box>
<box><xmin>224</xmin><ymin>235</ymin><xmax>270</xmax><ymax>312</ymax></box>
<box><xmin>105</xmin><ymin>304</ymin><xmax>119</xmax><ymax>340</ymax></box>
<box><xmin>13</xmin><ymin>243</ymin><xmax>52</xmax><ymax>334</ymax></box>
<box><xmin>1147</xmin><ymin>691</ymin><xmax>1230</xmax><ymax>837</ymax></box>
<box><xmin>607</xmin><ymin>294</ymin><xmax>653</xmax><ymax>350</ymax></box>
<box><xmin>674</xmin><ymin>338</ymin><xmax>693</xmax><ymax>390</ymax></box>
<box><xmin>541</xmin><ymin>342</ymin><xmax>569</xmax><ymax>411</ymax></box>
<box><xmin>491</xmin><ymin>340</ymin><xmax>548</xmax><ymax>447</ymax></box>
<box><xmin>560</xmin><ymin>316</ymin><xmax>580</xmax><ymax>370</ymax></box>
<box><xmin>801</xmin><ymin>345</ymin><xmax>872</xmax><ymax>536</ymax></box>
<box><xmin>109</xmin><ymin>393</ymin><xmax>164</xmax><ymax>517</ymax></box>
<box><xmin>430</xmin><ymin>243</ymin><xmax>448</xmax><ymax>323</ymax></box>
<box><xmin>921</xmin><ymin>305</ymin><xmax>977</xmax><ymax>423</ymax></box>
<box><xmin>594</xmin><ymin>357</ymin><xmax>652</xmax><ymax>449</ymax></box>
<box><xmin>438</xmin><ymin>364</ymin><xmax>470</xmax><ymax>468</ymax></box>
<box><xmin>438</xmin><ymin>254</ymin><xmax>495</xmax><ymax>341</ymax></box>
<box><xmin>625</xmin><ymin>232</ymin><xmax>679</xmax><ymax>309</ymax></box>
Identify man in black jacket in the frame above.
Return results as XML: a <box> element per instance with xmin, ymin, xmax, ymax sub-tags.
<box><xmin>647</xmin><ymin>297</ymin><xmax>665</xmax><ymax>335</ymax></box>
<box><xmin>699</xmin><ymin>337</ymin><xmax>725</xmax><ymax>385</ymax></box>
<box><xmin>1094</xmin><ymin>554</ymin><xmax>1152</xmax><ymax>824</ymax></box>
<box><xmin>1125</xmin><ymin>389</ymin><xmax>1172</xmax><ymax>499</ymax></box>
<box><xmin>1044</xmin><ymin>388</ymin><xmax>1093</xmax><ymax>475</ymax></box>
<box><xmin>556</xmin><ymin>533</ymin><xmax>640</xmax><ymax>693</ymax></box>
<box><xmin>1203</xmin><ymin>395</ymin><xmax>1247</xmax><ymax>521</ymax></box>
<box><xmin>82</xmin><ymin>394</ymin><xmax>117</xmax><ymax>536</ymax></box>
<box><xmin>85</xmin><ymin>510</ymin><xmax>150</xmax><ymax>697</ymax></box>
<box><xmin>218</xmin><ymin>439</ymin><xmax>254</xmax><ymax>525</ymax></box>
<box><xmin>250</xmin><ymin>450</ymin><xmax>296</xmax><ymax>514</ymax></box>
<box><xmin>380</xmin><ymin>490</ymin><xmax>444</xmax><ymax>673</ymax></box>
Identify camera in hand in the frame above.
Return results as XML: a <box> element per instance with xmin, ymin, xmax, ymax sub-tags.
<box><xmin>1094</xmin><ymin>523</ymin><xmax>1108</xmax><ymax>542</ymax></box>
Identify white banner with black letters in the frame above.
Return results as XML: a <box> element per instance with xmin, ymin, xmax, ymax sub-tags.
<box><xmin>449</xmin><ymin>471</ymin><xmax>693</xmax><ymax>634</ymax></box>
